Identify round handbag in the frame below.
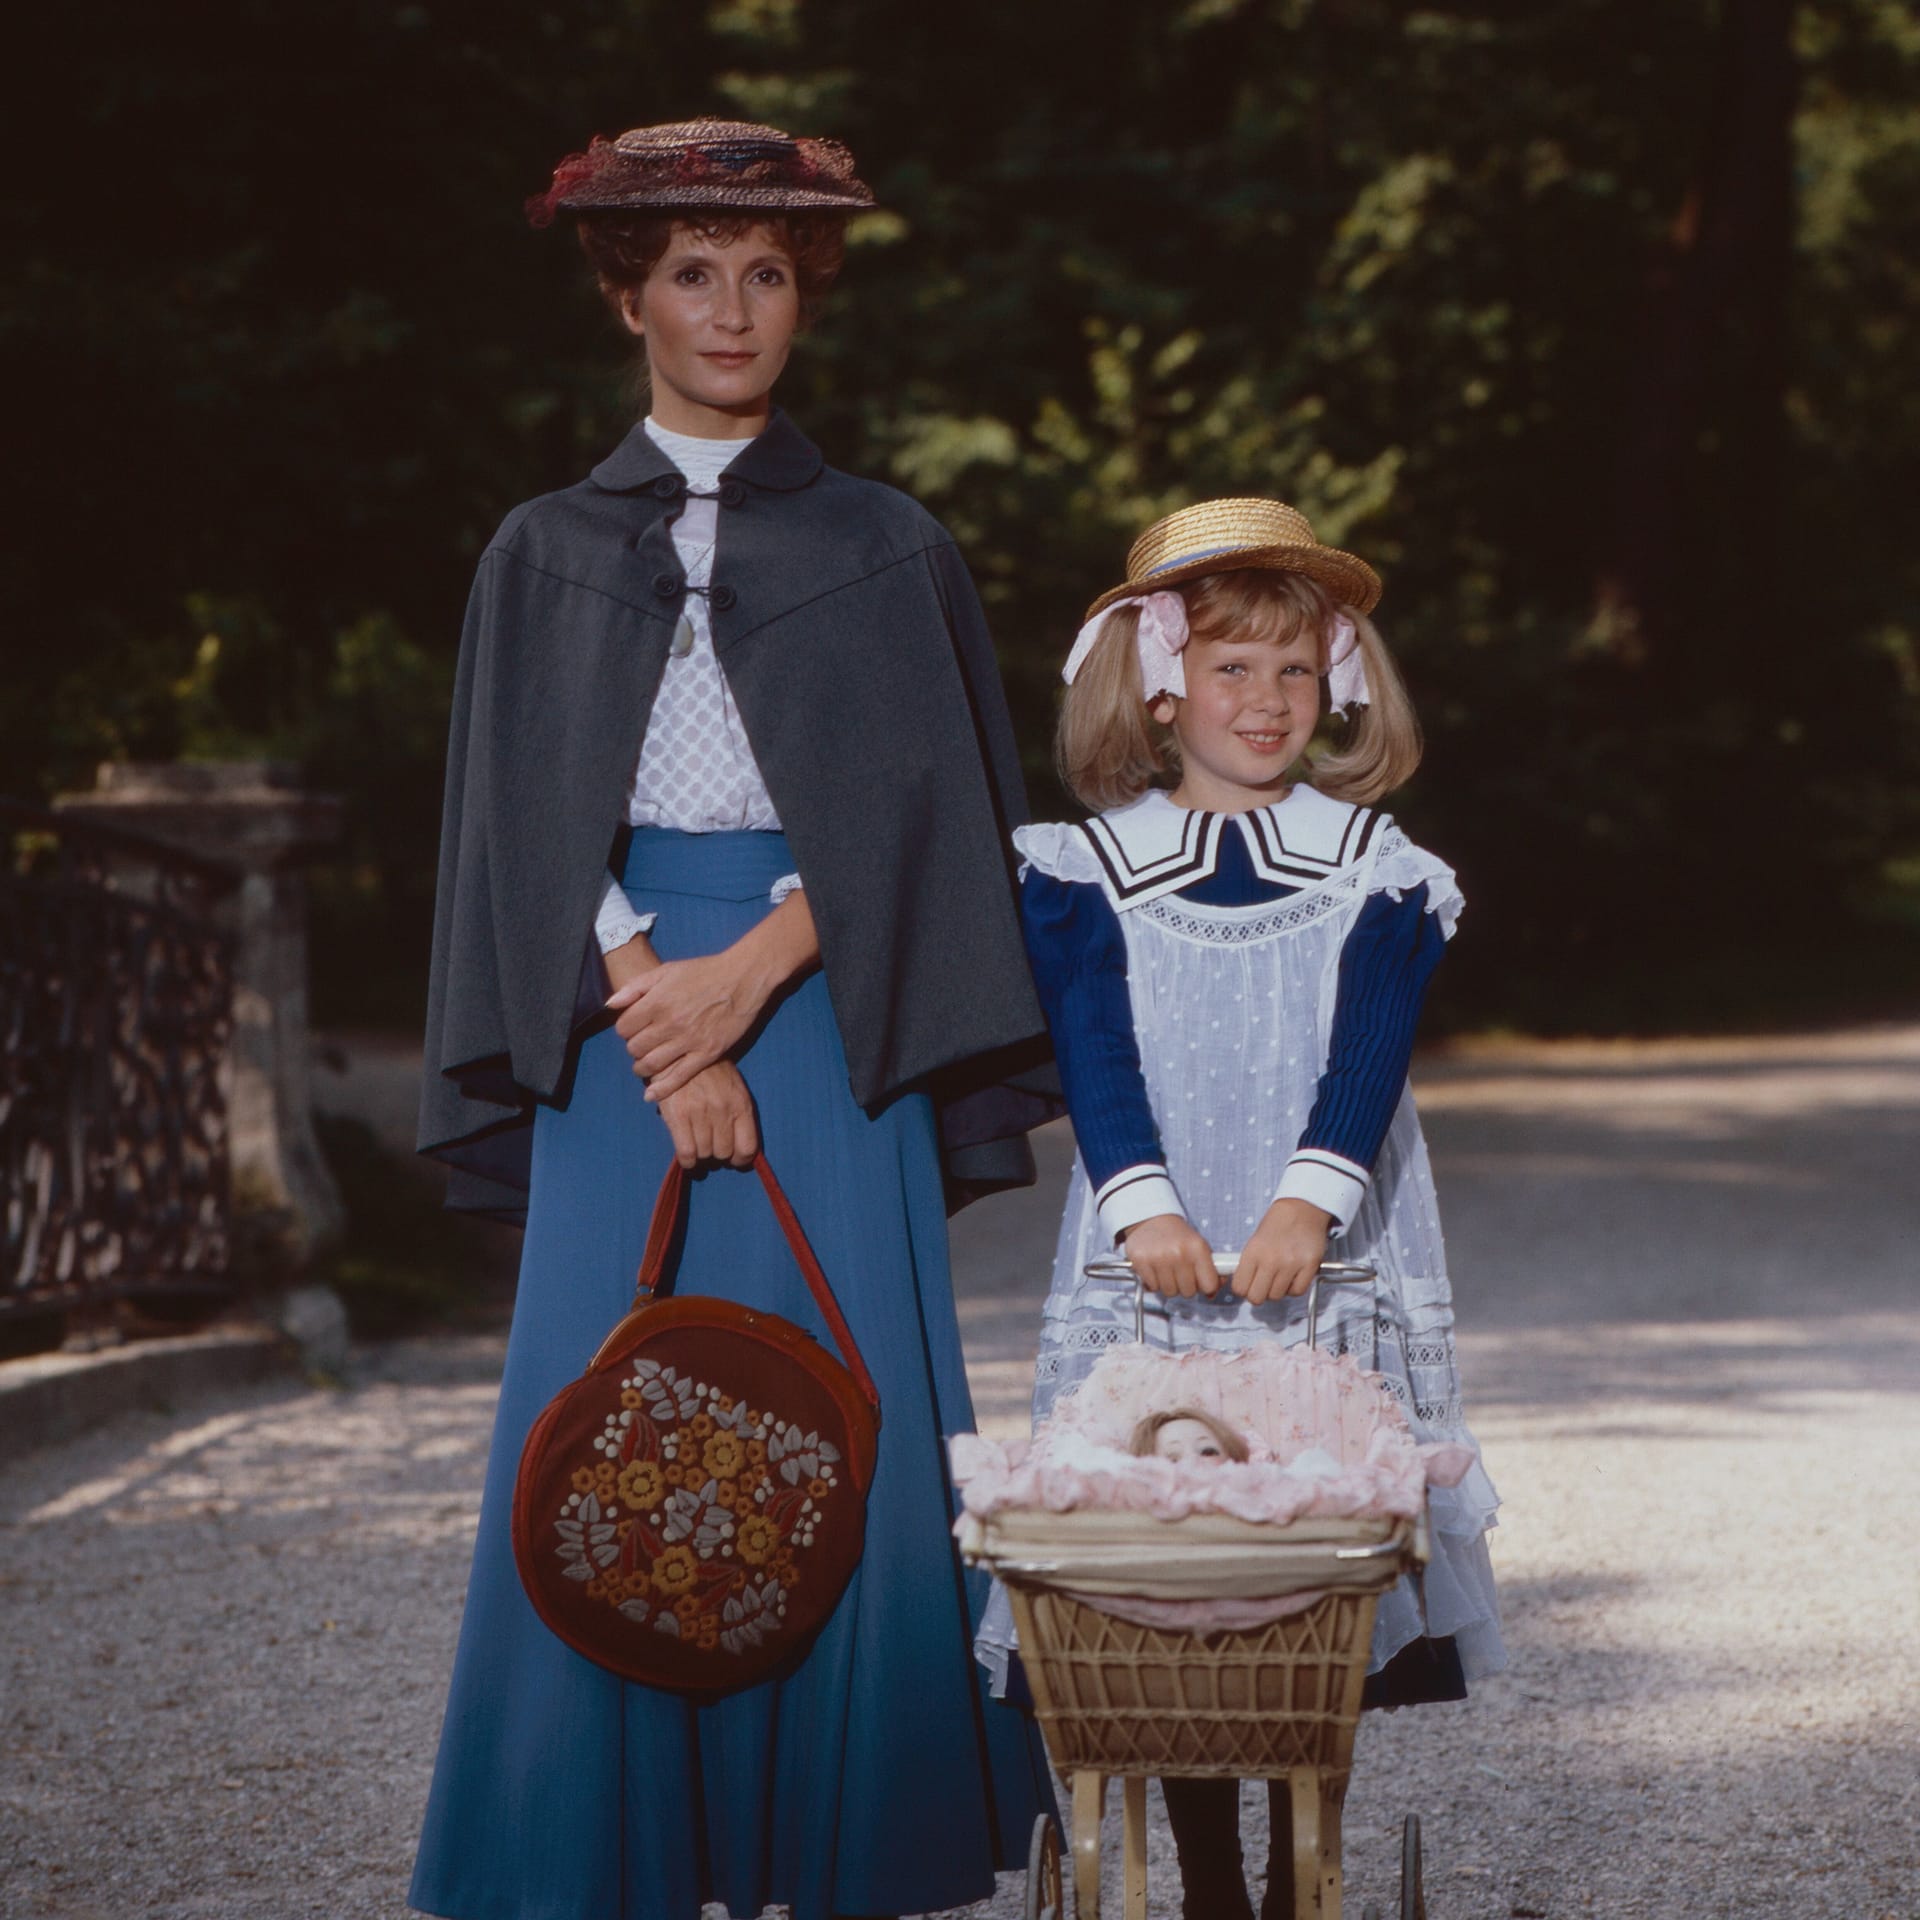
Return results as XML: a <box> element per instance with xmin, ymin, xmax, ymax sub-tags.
<box><xmin>511</xmin><ymin>1151</ymin><xmax>880</xmax><ymax>1693</ymax></box>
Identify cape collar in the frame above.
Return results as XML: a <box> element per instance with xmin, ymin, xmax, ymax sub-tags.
<box><xmin>1079</xmin><ymin>785</ymin><xmax>1382</xmax><ymax>909</ymax></box>
<box><xmin>588</xmin><ymin>406</ymin><xmax>825</xmax><ymax>495</ymax></box>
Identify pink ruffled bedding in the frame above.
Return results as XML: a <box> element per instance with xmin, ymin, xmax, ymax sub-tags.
<box><xmin>952</xmin><ymin>1344</ymin><xmax>1473</xmax><ymax>1525</ymax></box>
<box><xmin>952</xmin><ymin>1345</ymin><xmax>1476</xmax><ymax>1631</ymax></box>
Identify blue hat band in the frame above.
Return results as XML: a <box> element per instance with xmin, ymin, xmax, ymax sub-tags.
<box><xmin>1144</xmin><ymin>545</ymin><xmax>1248</xmax><ymax>576</ymax></box>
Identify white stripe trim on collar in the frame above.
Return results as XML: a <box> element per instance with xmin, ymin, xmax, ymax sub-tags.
<box><xmin>1075</xmin><ymin>787</ymin><xmax>1380</xmax><ymax>909</ymax></box>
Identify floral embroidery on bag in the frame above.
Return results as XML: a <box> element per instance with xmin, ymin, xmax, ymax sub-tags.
<box><xmin>550</xmin><ymin>1360</ymin><xmax>842</xmax><ymax>1655</ymax></box>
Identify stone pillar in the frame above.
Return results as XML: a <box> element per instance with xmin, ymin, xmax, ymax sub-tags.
<box><xmin>56</xmin><ymin>762</ymin><xmax>348</xmax><ymax>1269</ymax></box>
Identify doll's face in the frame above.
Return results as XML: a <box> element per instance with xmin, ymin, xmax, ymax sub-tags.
<box><xmin>1153</xmin><ymin>1416</ymin><xmax>1233</xmax><ymax>1465</ymax></box>
<box><xmin>1150</xmin><ymin>622</ymin><xmax>1324</xmax><ymax>813</ymax></box>
<box><xmin>618</xmin><ymin>223</ymin><xmax>800</xmax><ymax>434</ymax></box>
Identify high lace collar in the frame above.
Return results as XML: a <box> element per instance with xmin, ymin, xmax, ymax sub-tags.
<box><xmin>588</xmin><ymin>407</ymin><xmax>824</xmax><ymax>496</ymax></box>
<box><xmin>643</xmin><ymin>416</ymin><xmax>751</xmax><ymax>491</ymax></box>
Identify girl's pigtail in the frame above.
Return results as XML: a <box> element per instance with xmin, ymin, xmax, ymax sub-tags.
<box><xmin>1056</xmin><ymin>605</ymin><xmax>1169</xmax><ymax>810</ymax></box>
<box><xmin>1312</xmin><ymin>609</ymin><xmax>1422</xmax><ymax>804</ymax></box>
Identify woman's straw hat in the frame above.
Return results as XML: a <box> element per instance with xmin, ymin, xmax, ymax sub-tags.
<box><xmin>528</xmin><ymin>118</ymin><xmax>876</xmax><ymax>226</ymax></box>
<box><xmin>1084</xmin><ymin>498</ymin><xmax>1382</xmax><ymax>620</ymax></box>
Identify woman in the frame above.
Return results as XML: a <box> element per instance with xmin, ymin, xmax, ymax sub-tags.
<box><xmin>411</xmin><ymin>119</ymin><xmax>1056</xmax><ymax>1920</ymax></box>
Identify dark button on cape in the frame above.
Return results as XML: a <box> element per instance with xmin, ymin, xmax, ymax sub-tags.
<box><xmin>419</xmin><ymin>411</ymin><xmax>1055</xmax><ymax>1221</ymax></box>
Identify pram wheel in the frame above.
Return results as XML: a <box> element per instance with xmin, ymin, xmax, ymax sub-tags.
<box><xmin>1024</xmin><ymin>1809</ymin><xmax>1064</xmax><ymax>1920</ymax></box>
<box><xmin>1400</xmin><ymin>1813</ymin><xmax>1425</xmax><ymax>1920</ymax></box>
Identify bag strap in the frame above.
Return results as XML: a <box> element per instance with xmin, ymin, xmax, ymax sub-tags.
<box><xmin>633</xmin><ymin>1152</ymin><xmax>880</xmax><ymax>1415</ymax></box>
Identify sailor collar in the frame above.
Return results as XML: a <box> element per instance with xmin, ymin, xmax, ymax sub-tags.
<box><xmin>1079</xmin><ymin>785</ymin><xmax>1383</xmax><ymax>909</ymax></box>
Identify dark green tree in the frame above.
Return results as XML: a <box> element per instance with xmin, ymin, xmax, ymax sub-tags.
<box><xmin>6</xmin><ymin>0</ymin><xmax>1915</xmax><ymax>1028</ymax></box>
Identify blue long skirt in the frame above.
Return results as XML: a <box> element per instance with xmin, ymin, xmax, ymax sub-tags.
<box><xmin>410</xmin><ymin>829</ymin><xmax>1052</xmax><ymax>1920</ymax></box>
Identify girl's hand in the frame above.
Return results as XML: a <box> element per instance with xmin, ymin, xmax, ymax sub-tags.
<box><xmin>654</xmin><ymin>1062</ymin><xmax>758</xmax><ymax>1170</ymax></box>
<box><xmin>1233</xmin><ymin>1197</ymin><xmax>1331</xmax><ymax>1305</ymax></box>
<box><xmin>609</xmin><ymin>951</ymin><xmax>762</xmax><ymax>1097</ymax></box>
<box><xmin>1121</xmin><ymin>1213</ymin><xmax>1218</xmax><ymax>1298</ymax></box>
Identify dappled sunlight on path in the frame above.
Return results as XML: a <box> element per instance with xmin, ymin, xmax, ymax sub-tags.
<box><xmin>1</xmin><ymin>1343</ymin><xmax>503</xmax><ymax>1919</ymax></box>
<box><xmin>2</xmin><ymin>1031</ymin><xmax>1915</xmax><ymax>1916</ymax></box>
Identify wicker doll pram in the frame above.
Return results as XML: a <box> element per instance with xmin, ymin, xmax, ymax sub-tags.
<box><xmin>957</xmin><ymin>1262</ymin><xmax>1434</xmax><ymax>1920</ymax></box>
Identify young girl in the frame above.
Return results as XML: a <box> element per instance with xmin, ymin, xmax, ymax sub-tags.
<box><xmin>1002</xmin><ymin>497</ymin><xmax>1504</xmax><ymax>1920</ymax></box>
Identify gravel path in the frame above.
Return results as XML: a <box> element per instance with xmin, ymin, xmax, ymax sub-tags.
<box><xmin>4</xmin><ymin>1029</ymin><xmax>1917</xmax><ymax>1919</ymax></box>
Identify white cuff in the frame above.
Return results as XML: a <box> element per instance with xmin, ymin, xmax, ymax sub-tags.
<box><xmin>770</xmin><ymin>872</ymin><xmax>804</xmax><ymax>906</ymax></box>
<box><xmin>1095</xmin><ymin>1164</ymin><xmax>1187</xmax><ymax>1243</ymax></box>
<box><xmin>593</xmin><ymin>876</ymin><xmax>658</xmax><ymax>955</ymax></box>
<box><xmin>1276</xmin><ymin>1150</ymin><xmax>1370</xmax><ymax>1232</ymax></box>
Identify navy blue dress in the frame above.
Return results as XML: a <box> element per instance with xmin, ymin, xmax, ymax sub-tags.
<box><xmin>1020</xmin><ymin>824</ymin><xmax>1444</xmax><ymax>1214</ymax></box>
<box><xmin>1017</xmin><ymin>822</ymin><xmax>1467</xmax><ymax>1712</ymax></box>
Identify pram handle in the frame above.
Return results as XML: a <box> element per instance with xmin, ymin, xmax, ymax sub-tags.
<box><xmin>1080</xmin><ymin>1255</ymin><xmax>1375</xmax><ymax>1351</ymax></box>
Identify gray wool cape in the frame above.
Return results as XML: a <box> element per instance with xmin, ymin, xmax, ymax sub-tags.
<box><xmin>418</xmin><ymin>410</ymin><xmax>1056</xmax><ymax>1223</ymax></box>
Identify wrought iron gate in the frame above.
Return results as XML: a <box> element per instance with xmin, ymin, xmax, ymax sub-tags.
<box><xmin>1</xmin><ymin>801</ymin><xmax>235</xmax><ymax>1324</ymax></box>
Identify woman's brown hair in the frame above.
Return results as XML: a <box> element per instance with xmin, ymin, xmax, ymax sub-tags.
<box><xmin>1056</xmin><ymin>568</ymin><xmax>1422</xmax><ymax>810</ymax></box>
<box><xmin>574</xmin><ymin>211</ymin><xmax>849</xmax><ymax>328</ymax></box>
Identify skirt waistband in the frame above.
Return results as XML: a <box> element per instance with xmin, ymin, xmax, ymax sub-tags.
<box><xmin>619</xmin><ymin>827</ymin><xmax>795</xmax><ymax>902</ymax></box>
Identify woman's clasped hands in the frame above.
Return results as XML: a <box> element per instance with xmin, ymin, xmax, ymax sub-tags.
<box><xmin>601</xmin><ymin>891</ymin><xmax>822</xmax><ymax>1171</ymax></box>
<box><xmin>1120</xmin><ymin>1196</ymin><xmax>1332</xmax><ymax>1305</ymax></box>
<box><xmin>609</xmin><ymin>950</ymin><xmax>762</xmax><ymax>1096</ymax></box>
<box><xmin>604</xmin><ymin>949</ymin><xmax>764</xmax><ymax>1170</ymax></box>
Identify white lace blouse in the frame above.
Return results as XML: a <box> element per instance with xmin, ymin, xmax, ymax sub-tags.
<box><xmin>592</xmin><ymin>417</ymin><xmax>802</xmax><ymax>954</ymax></box>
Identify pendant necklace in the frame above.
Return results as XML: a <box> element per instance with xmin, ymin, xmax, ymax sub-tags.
<box><xmin>668</xmin><ymin>525</ymin><xmax>717</xmax><ymax>658</ymax></box>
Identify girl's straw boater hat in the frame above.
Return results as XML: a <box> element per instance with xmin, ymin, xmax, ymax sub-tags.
<box><xmin>1083</xmin><ymin>497</ymin><xmax>1383</xmax><ymax>622</ymax></box>
<box><xmin>527</xmin><ymin>117</ymin><xmax>876</xmax><ymax>226</ymax></box>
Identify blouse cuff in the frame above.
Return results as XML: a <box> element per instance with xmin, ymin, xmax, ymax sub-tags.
<box><xmin>770</xmin><ymin>873</ymin><xmax>804</xmax><ymax>906</ymax></box>
<box><xmin>1276</xmin><ymin>1150</ymin><xmax>1369</xmax><ymax>1233</ymax></box>
<box><xmin>593</xmin><ymin>876</ymin><xmax>658</xmax><ymax>956</ymax></box>
<box><xmin>1095</xmin><ymin>1164</ymin><xmax>1187</xmax><ymax>1243</ymax></box>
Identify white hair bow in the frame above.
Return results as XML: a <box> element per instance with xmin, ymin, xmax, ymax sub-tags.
<box><xmin>1062</xmin><ymin>591</ymin><xmax>1190</xmax><ymax>701</ymax></box>
<box><xmin>1327</xmin><ymin>613</ymin><xmax>1370</xmax><ymax>712</ymax></box>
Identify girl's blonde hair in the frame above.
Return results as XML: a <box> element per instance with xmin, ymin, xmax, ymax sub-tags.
<box><xmin>1056</xmin><ymin>569</ymin><xmax>1421</xmax><ymax>811</ymax></box>
<box><xmin>1126</xmin><ymin>1405</ymin><xmax>1251</xmax><ymax>1462</ymax></box>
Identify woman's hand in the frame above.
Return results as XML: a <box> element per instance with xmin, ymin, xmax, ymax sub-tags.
<box><xmin>655</xmin><ymin>1062</ymin><xmax>758</xmax><ymax>1170</ymax></box>
<box><xmin>605</xmin><ymin>891</ymin><xmax>820</xmax><ymax>1101</ymax></box>
<box><xmin>1121</xmin><ymin>1213</ymin><xmax>1218</xmax><ymax>1298</ymax></box>
<box><xmin>610</xmin><ymin>951</ymin><xmax>762</xmax><ymax>1095</ymax></box>
<box><xmin>1233</xmin><ymin>1197</ymin><xmax>1331</xmax><ymax>1305</ymax></box>
<box><xmin>606</xmin><ymin>887</ymin><xmax>817</xmax><ymax>1098</ymax></box>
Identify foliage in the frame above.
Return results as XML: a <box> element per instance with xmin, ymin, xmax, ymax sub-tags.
<box><xmin>7</xmin><ymin>0</ymin><xmax>1917</xmax><ymax>1030</ymax></box>
<box><xmin>313</xmin><ymin>1115</ymin><xmax>514</xmax><ymax>1336</ymax></box>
